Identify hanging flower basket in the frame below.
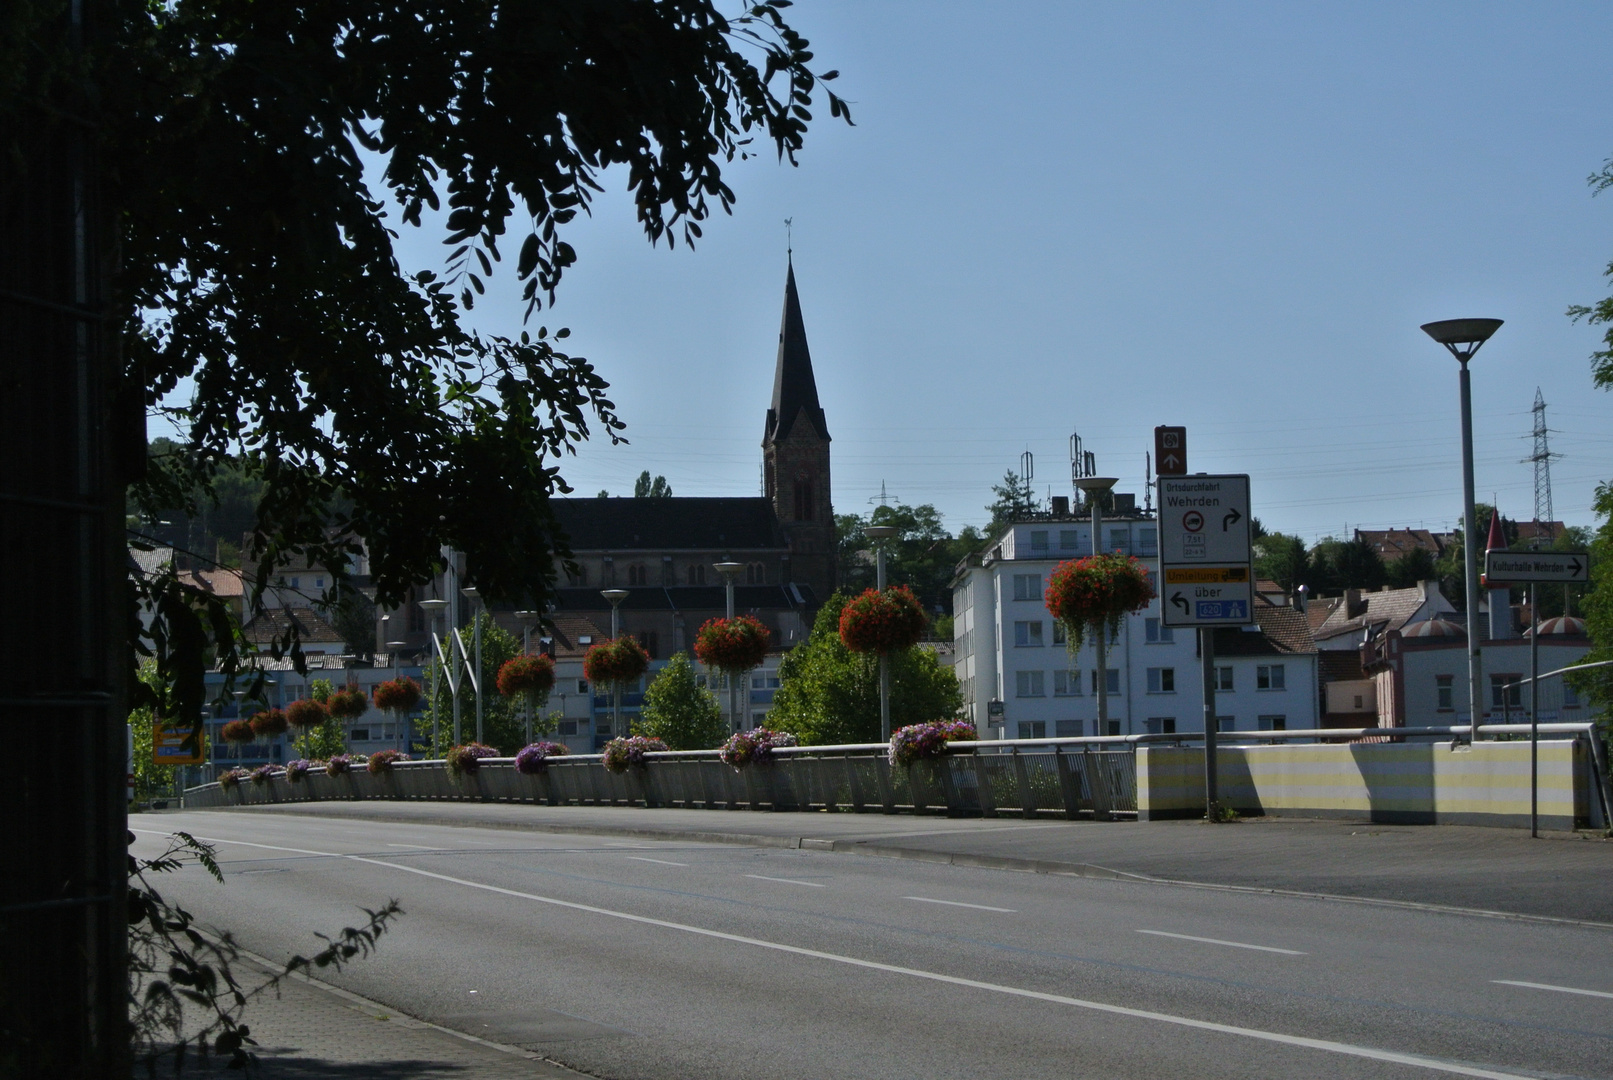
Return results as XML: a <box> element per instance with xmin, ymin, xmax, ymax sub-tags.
<box><xmin>285</xmin><ymin>759</ymin><xmax>313</xmax><ymax>783</ymax></box>
<box><xmin>889</xmin><ymin>720</ymin><xmax>977</xmax><ymax>768</ymax></box>
<box><xmin>497</xmin><ymin>655</ymin><xmax>556</xmax><ymax>698</ymax></box>
<box><xmin>248</xmin><ymin>709</ymin><xmax>288</xmax><ymax>739</ymax></box>
<box><xmin>286</xmin><ymin>698</ymin><xmax>328</xmax><ymax>729</ymax></box>
<box><xmin>1044</xmin><ymin>554</ymin><xmax>1156</xmax><ymax>651</ymax></box>
<box><xmin>323</xmin><ymin>753</ymin><xmax>354</xmax><ymax>777</ymax></box>
<box><xmin>839</xmin><ymin>586</ymin><xmax>929</xmax><ymax>654</ymax></box>
<box><xmin>584</xmin><ymin>637</ymin><xmax>650</xmax><ymax>686</ymax></box>
<box><xmin>514</xmin><ymin>741</ymin><xmax>570</xmax><ymax>775</ymax></box>
<box><xmin>367</xmin><ymin>749</ymin><xmax>408</xmax><ymax>775</ymax></box>
<box><xmin>326</xmin><ymin>688</ymin><xmax>369</xmax><ymax>720</ymax></box>
<box><xmin>373</xmin><ymin>677</ymin><xmax>422</xmax><ymax>712</ymax></box>
<box><xmin>694</xmin><ymin>616</ymin><xmax>772</xmax><ymax>673</ymax></box>
<box><xmin>446</xmin><ymin>742</ymin><xmax>498</xmax><ymax>778</ymax></box>
<box><xmin>221</xmin><ymin>719</ymin><xmax>256</xmax><ymax>744</ymax></box>
<box><xmin>718</xmin><ymin>727</ymin><xmax>798</xmax><ymax>769</ymax></box>
<box><xmin>601</xmin><ymin>735</ymin><xmax>667</xmax><ymax>774</ymax></box>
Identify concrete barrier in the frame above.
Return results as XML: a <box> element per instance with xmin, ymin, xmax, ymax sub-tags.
<box><xmin>1137</xmin><ymin>739</ymin><xmax>1601</xmax><ymax>830</ymax></box>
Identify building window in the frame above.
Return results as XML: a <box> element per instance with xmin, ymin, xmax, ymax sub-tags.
<box><xmin>1017</xmin><ymin>721</ymin><xmax>1047</xmax><ymax>739</ymax></box>
<box><xmin>1107</xmin><ymin>528</ymin><xmax>1129</xmax><ymax>554</ymax></box>
<box><xmin>794</xmin><ymin>475</ymin><xmax>814</xmax><ymax>521</ymax></box>
<box><xmin>1013</xmin><ymin>620</ymin><xmax>1044</xmax><ymax>647</ymax></box>
<box><xmin>1259</xmin><ymin>715</ymin><xmax>1287</xmax><ymax>731</ymax></box>
<box><xmin>1052</xmin><ymin>622</ymin><xmax>1067</xmax><ymax>645</ymax></box>
<box><xmin>747</xmin><ymin>562</ymin><xmax>766</xmax><ymax>585</ymax></box>
<box><xmin>1030</xmin><ymin>530</ymin><xmax>1049</xmax><ymax>553</ymax></box>
<box><xmin>577</xmin><ymin>679</ymin><xmax>590</xmax><ymax>694</ymax></box>
<box><xmin>688</xmin><ymin>563</ymin><xmax>706</xmax><ymax>586</ymax></box>
<box><xmin>1012</xmin><ymin>574</ymin><xmax>1043</xmax><ymax>601</ymax></box>
<box><xmin>1090</xmin><ymin>668</ymin><xmax>1121</xmax><ymax>695</ymax></box>
<box><xmin>1215</xmin><ymin>666</ymin><xmax>1234</xmax><ymax>692</ymax></box>
<box><xmin>1146</xmin><ymin>667</ymin><xmax>1175</xmax><ymax>694</ymax></box>
<box><xmin>1053</xmin><ymin>670</ymin><xmax>1080</xmax><ymax>697</ymax></box>
<box><xmin>1015</xmin><ymin>671</ymin><xmax>1045</xmax><ymax>698</ymax></box>
<box><xmin>636</xmin><ymin>631</ymin><xmax>659</xmax><ymax>659</ymax></box>
<box><xmin>567</xmin><ymin>564</ymin><xmax>588</xmax><ymax>586</ymax></box>
<box><xmin>1435</xmin><ymin>675</ymin><xmax>1453</xmax><ymax>710</ymax></box>
<box><xmin>1490</xmin><ymin>675</ymin><xmax>1522</xmax><ymax>710</ymax></box>
<box><xmin>1138</xmin><ymin>527</ymin><xmax>1158</xmax><ymax>555</ymax></box>
<box><xmin>1055</xmin><ymin>720</ymin><xmax>1081</xmax><ymax>737</ymax></box>
<box><xmin>1144</xmin><ymin>618</ymin><xmax>1174</xmax><ymax>644</ymax></box>
<box><xmin>1059</xmin><ymin>529</ymin><xmax>1080</xmax><ymax>551</ymax></box>
<box><xmin>1216</xmin><ymin>715</ymin><xmax>1236</xmax><ymax>731</ymax></box>
<box><xmin>627</xmin><ymin>564</ymin><xmax>648</xmax><ymax>586</ymax></box>
<box><xmin>1146</xmin><ymin>717</ymin><xmax>1177</xmax><ymax>735</ymax></box>
<box><xmin>1257</xmin><ymin>664</ymin><xmax>1285</xmax><ymax>690</ymax></box>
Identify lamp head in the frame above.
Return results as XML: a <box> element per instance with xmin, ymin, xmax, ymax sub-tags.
<box><xmin>459</xmin><ymin>585</ymin><xmax>479</xmax><ymax>600</ymax></box>
<box><xmin>712</xmin><ymin>561</ymin><xmax>743</xmax><ymax>575</ymax></box>
<box><xmin>862</xmin><ymin>525</ymin><xmax>900</xmax><ymax>541</ymax></box>
<box><xmin>1073</xmin><ymin>476</ymin><xmax>1118</xmax><ymax>494</ymax></box>
<box><xmin>417</xmin><ymin>599</ymin><xmax>448</xmax><ymax>614</ymax></box>
<box><xmin>600</xmin><ymin>589</ymin><xmax>630</xmax><ymax>605</ymax></box>
<box><xmin>1420</xmin><ymin>318</ymin><xmax>1503</xmax><ymax>362</ymax></box>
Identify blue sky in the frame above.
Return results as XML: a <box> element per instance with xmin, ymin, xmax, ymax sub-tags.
<box><xmin>158</xmin><ymin>2</ymin><xmax>1613</xmax><ymax>543</ymax></box>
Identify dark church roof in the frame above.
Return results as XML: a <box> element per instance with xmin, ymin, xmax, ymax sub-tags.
<box><xmin>763</xmin><ymin>259</ymin><xmax>829</xmax><ymax>444</ymax></box>
<box><xmin>551</xmin><ymin>497</ymin><xmax>786</xmax><ymax>551</ymax></box>
<box><xmin>551</xmin><ymin>584</ymin><xmax>818</xmax><ymax>614</ymax></box>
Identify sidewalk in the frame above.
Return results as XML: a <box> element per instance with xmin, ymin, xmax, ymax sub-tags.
<box><xmin>174</xmin><ymin>801</ymin><xmax>1613</xmax><ymax>925</ymax></box>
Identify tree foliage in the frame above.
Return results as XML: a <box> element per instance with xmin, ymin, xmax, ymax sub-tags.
<box><xmin>421</xmin><ymin>612</ymin><xmax>525</xmax><ymax>754</ymax></box>
<box><xmin>1253</xmin><ymin>532</ymin><xmax>1308</xmax><ymax>595</ymax></box>
<box><xmin>769</xmin><ymin>593</ymin><xmax>963</xmax><ymax>746</ymax></box>
<box><xmin>1570</xmin><ymin>484</ymin><xmax>1613</xmax><ymax>720</ymax></box>
<box><xmin>836</xmin><ymin>502</ymin><xmax>984</xmax><ymax>617</ymax></box>
<box><xmin>985</xmin><ymin>470</ymin><xmax>1040</xmax><ymax>529</ymax></box>
<box><xmin>637</xmin><ymin>653</ymin><xmax>726</xmax><ymax>750</ymax></box>
<box><xmin>634</xmin><ymin>472</ymin><xmax>674</xmax><ymax>498</ymax></box>
<box><xmin>1385</xmin><ymin>547</ymin><xmax>1438</xmax><ymax>590</ymax></box>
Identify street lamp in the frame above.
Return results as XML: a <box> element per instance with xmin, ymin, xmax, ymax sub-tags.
<box><xmin>515</xmin><ymin>610</ymin><xmax>540</xmax><ymax>742</ymax></box>
<box><xmin>418</xmin><ymin>598</ymin><xmax>448</xmax><ymax>754</ymax></box>
<box><xmin>385</xmin><ymin>640</ymin><xmax>408</xmax><ymax>750</ymax></box>
<box><xmin>1421</xmin><ymin>317</ymin><xmax>1503</xmax><ymax>744</ymax></box>
<box><xmin>861</xmin><ymin>527</ymin><xmax>900</xmax><ymax>741</ymax></box>
<box><xmin>601</xmin><ymin>589</ymin><xmax>629</xmax><ymax>738</ymax></box>
<box><xmin>712</xmin><ymin>562</ymin><xmax>744</xmax><ymax>731</ymax></box>
<box><xmin>461</xmin><ymin>586</ymin><xmax>485</xmax><ymax>744</ymax></box>
<box><xmin>1073</xmin><ymin>477</ymin><xmax>1118</xmax><ymax>736</ymax></box>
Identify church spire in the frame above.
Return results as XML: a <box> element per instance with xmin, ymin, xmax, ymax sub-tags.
<box><xmin>764</xmin><ymin>258</ymin><xmax>829</xmax><ymax>445</ymax></box>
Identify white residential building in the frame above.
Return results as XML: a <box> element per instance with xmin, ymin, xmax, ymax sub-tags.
<box><xmin>953</xmin><ymin>511</ymin><xmax>1319</xmax><ymax>738</ymax></box>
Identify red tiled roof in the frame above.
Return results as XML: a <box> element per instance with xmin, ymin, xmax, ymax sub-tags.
<box><xmin>242</xmin><ymin>606</ymin><xmax>345</xmax><ymax>646</ymax></box>
<box><xmin>1354</xmin><ymin>528</ymin><xmax>1446</xmax><ymax>560</ymax></box>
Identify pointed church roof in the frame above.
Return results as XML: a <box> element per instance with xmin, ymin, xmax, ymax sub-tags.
<box><xmin>764</xmin><ymin>259</ymin><xmax>829</xmax><ymax>444</ymax></box>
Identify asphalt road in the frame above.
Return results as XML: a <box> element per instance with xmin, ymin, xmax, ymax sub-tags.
<box><xmin>134</xmin><ymin>810</ymin><xmax>1613</xmax><ymax>1080</ymax></box>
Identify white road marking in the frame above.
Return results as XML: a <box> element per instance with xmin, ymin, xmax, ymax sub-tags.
<box><xmin>385</xmin><ymin>843</ymin><xmax>438</xmax><ymax>850</ymax></box>
<box><xmin>1136</xmin><ymin>929</ymin><xmax>1306</xmax><ymax>956</ymax></box>
<box><xmin>136</xmin><ymin>830</ymin><xmax>1534</xmax><ymax>1080</ymax></box>
<box><xmin>745</xmin><ymin>874</ymin><xmax>825</xmax><ymax>887</ymax></box>
<box><xmin>904</xmin><ymin>896</ymin><xmax>1016</xmax><ymax>913</ymax></box>
<box><xmin>625</xmin><ymin>856</ymin><xmax>690</xmax><ymax>867</ymax></box>
<box><xmin>1493</xmin><ymin>979</ymin><xmax>1613</xmax><ymax>1000</ymax></box>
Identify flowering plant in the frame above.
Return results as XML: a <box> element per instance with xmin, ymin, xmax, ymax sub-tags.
<box><xmin>496</xmin><ymin>655</ymin><xmax>555</xmax><ymax>698</ymax></box>
<box><xmin>445</xmin><ymin>742</ymin><xmax>498</xmax><ymax>778</ymax></box>
<box><xmin>249</xmin><ymin>709</ymin><xmax>289</xmax><ymax>739</ymax></box>
<box><xmin>285</xmin><ymin>759</ymin><xmax>313</xmax><ymax>783</ymax></box>
<box><xmin>323</xmin><ymin>753</ymin><xmax>354</xmax><ymax>777</ymax></box>
<box><xmin>718</xmin><ymin>727</ymin><xmax>798</xmax><ymax>769</ymax></box>
<box><xmin>839</xmin><ymin>586</ymin><xmax>929</xmax><ymax>654</ymax></box>
<box><xmin>218</xmin><ymin>767</ymin><xmax>250</xmax><ymax>790</ymax></box>
<box><xmin>286</xmin><ymin>698</ymin><xmax>328</xmax><ymax>729</ymax></box>
<box><xmin>694</xmin><ymin>616</ymin><xmax>771</xmax><ymax>673</ymax></box>
<box><xmin>367</xmin><ymin>749</ymin><xmax>408</xmax><ymax>775</ymax></box>
<box><xmin>1044</xmin><ymin>554</ymin><xmax>1156</xmax><ymax>651</ymax></box>
<box><xmin>220</xmin><ymin>719</ymin><xmax>256</xmax><ymax>744</ymax></box>
<box><xmin>373</xmin><ymin>677</ymin><xmax>422</xmax><ymax>712</ymax></box>
<box><xmin>584</xmin><ymin>637</ymin><xmax>650</xmax><ymax>686</ymax></box>
<box><xmin>601</xmin><ymin>735</ymin><xmax>667</xmax><ymax>774</ymax></box>
<box><xmin>514</xmin><ymin>741</ymin><xmax>570</xmax><ymax>775</ymax></box>
<box><xmin>249</xmin><ymin>764</ymin><xmax>283</xmax><ymax>786</ymax></box>
<box><xmin>326</xmin><ymin>687</ymin><xmax>369</xmax><ymax>720</ymax></box>
<box><xmin>889</xmin><ymin>720</ymin><xmax>977</xmax><ymax>768</ymax></box>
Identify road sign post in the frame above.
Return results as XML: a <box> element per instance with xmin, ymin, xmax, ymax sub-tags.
<box><xmin>152</xmin><ymin>721</ymin><xmax>206</xmax><ymax>767</ymax></box>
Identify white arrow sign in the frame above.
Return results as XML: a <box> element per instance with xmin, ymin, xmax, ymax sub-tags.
<box><xmin>1483</xmin><ymin>550</ymin><xmax>1590</xmax><ymax>584</ymax></box>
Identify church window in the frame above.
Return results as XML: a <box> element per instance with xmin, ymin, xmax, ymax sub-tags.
<box><xmin>688</xmin><ymin>563</ymin><xmax>707</xmax><ymax>586</ymax></box>
<box><xmin>567</xmin><ymin>564</ymin><xmax>588</xmax><ymax>586</ymax></box>
<box><xmin>747</xmin><ymin>562</ymin><xmax>766</xmax><ymax>585</ymax></box>
<box><xmin>662</xmin><ymin>557</ymin><xmax>675</xmax><ymax>586</ymax></box>
<box><xmin>627</xmin><ymin>564</ymin><xmax>648</xmax><ymax>587</ymax></box>
<box><xmin>794</xmin><ymin>475</ymin><xmax>814</xmax><ymax>521</ymax></box>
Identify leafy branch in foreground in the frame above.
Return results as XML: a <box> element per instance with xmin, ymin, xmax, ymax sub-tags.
<box><xmin>128</xmin><ymin>832</ymin><xmax>403</xmax><ymax>1076</ymax></box>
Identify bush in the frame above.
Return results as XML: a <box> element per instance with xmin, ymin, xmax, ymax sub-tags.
<box><xmin>838</xmin><ymin>586</ymin><xmax>928</xmax><ymax>654</ymax></box>
<box><xmin>637</xmin><ymin>652</ymin><xmax>726</xmax><ymax>750</ymax></box>
<box><xmin>514</xmin><ymin>741</ymin><xmax>569</xmax><ymax>775</ymax></box>
<box><xmin>694</xmin><ymin>615</ymin><xmax>771</xmax><ymax>673</ymax></box>
<box><xmin>584</xmin><ymin>636</ymin><xmax>650</xmax><ymax>686</ymax></box>
<box><xmin>496</xmin><ymin>655</ymin><xmax>555</xmax><ymax>697</ymax></box>
<box><xmin>718</xmin><ymin>727</ymin><xmax>798</xmax><ymax>769</ymax></box>
<box><xmin>326</xmin><ymin>688</ymin><xmax>368</xmax><ymax>720</ymax></box>
<box><xmin>367</xmin><ymin>749</ymin><xmax>408</xmax><ymax>775</ymax></box>
<box><xmin>249</xmin><ymin>709</ymin><xmax>289</xmax><ymax>739</ymax></box>
<box><xmin>601</xmin><ymin>735</ymin><xmax>667</xmax><ymax>773</ymax></box>
<box><xmin>889</xmin><ymin>720</ymin><xmax>977</xmax><ymax>768</ymax></box>
<box><xmin>220</xmin><ymin>719</ymin><xmax>255</xmax><ymax>744</ymax></box>
<box><xmin>324</xmin><ymin>753</ymin><xmax>354</xmax><ymax>777</ymax></box>
<box><xmin>445</xmin><ymin>742</ymin><xmax>498</xmax><ymax>777</ymax></box>
<box><xmin>286</xmin><ymin>698</ymin><xmax>328</xmax><ymax>728</ymax></box>
<box><xmin>285</xmin><ymin>759</ymin><xmax>313</xmax><ymax>783</ymax></box>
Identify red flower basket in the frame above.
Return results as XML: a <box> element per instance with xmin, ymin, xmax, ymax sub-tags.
<box><xmin>373</xmin><ymin>677</ymin><xmax>422</xmax><ymax>712</ymax></box>
<box><xmin>248</xmin><ymin>709</ymin><xmax>288</xmax><ymax>738</ymax></box>
<box><xmin>326</xmin><ymin>687</ymin><xmax>368</xmax><ymax>720</ymax></box>
<box><xmin>221</xmin><ymin>719</ymin><xmax>256</xmax><ymax>744</ymax></box>
<box><xmin>838</xmin><ymin>586</ymin><xmax>928</xmax><ymax>654</ymax></box>
<box><xmin>1044</xmin><ymin>554</ymin><xmax>1156</xmax><ymax>650</ymax></box>
<box><xmin>583</xmin><ymin>637</ymin><xmax>650</xmax><ymax>686</ymax></box>
<box><xmin>694</xmin><ymin>615</ymin><xmax>771</xmax><ymax>673</ymax></box>
<box><xmin>286</xmin><ymin>698</ymin><xmax>328</xmax><ymax>729</ymax></box>
<box><xmin>497</xmin><ymin>655</ymin><xmax>556</xmax><ymax>698</ymax></box>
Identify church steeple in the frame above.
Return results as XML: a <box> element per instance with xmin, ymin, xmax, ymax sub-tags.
<box><xmin>764</xmin><ymin>259</ymin><xmax>830</xmax><ymax>445</ymax></box>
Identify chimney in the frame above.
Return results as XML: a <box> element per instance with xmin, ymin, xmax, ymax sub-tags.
<box><xmin>1293</xmin><ymin>584</ymin><xmax>1308</xmax><ymax>613</ymax></box>
<box><xmin>1344</xmin><ymin>588</ymin><xmax>1366</xmax><ymax>619</ymax></box>
<box><xmin>1050</xmin><ymin>495</ymin><xmax>1070</xmax><ymax>517</ymax></box>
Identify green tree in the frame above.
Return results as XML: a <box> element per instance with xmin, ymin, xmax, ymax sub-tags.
<box><xmin>634</xmin><ymin>472</ymin><xmax>674</xmax><ymax>498</ymax></box>
<box><xmin>1569</xmin><ymin>485</ymin><xmax>1613</xmax><ymax>720</ymax></box>
<box><xmin>1434</xmin><ymin>504</ymin><xmax>1514</xmax><ymax>611</ymax></box>
<box><xmin>1332</xmin><ymin>538</ymin><xmax>1387</xmax><ymax>591</ymax></box>
<box><xmin>986</xmin><ymin>470</ymin><xmax>1040</xmax><ymax>529</ymax></box>
<box><xmin>1254</xmin><ymin>533</ymin><xmax>1308</xmax><ymax>594</ymax></box>
<box><xmin>837</xmin><ymin>502</ymin><xmax>985</xmax><ymax>618</ymax></box>
<box><xmin>637</xmin><ymin>653</ymin><xmax>725</xmax><ymax>750</ymax></box>
<box><xmin>769</xmin><ymin>593</ymin><xmax>963</xmax><ymax>745</ymax></box>
<box><xmin>422</xmin><ymin>612</ymin><xmax>525</xmax><ymax>754</ymax></box>
<box><xmin>1385</xmin><ymin>547</ymin><xmax>1439</xmax><ymax>590</ymax></box>
<box><xmin>127</xmin><ymin>662</ymin><xmax>177</xmax><ymax>803</ymax></box>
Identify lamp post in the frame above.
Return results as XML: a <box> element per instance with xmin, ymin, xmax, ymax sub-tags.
<box><xmin>385</xmin><ymin>640</ymin><xmax>408</xmax><ymax>750</ymax></box>
<box><xmin>418</xmin><ymin>598</ymin><xmax>448</xmax><ymax>754</ymax></box>
<box><xmin>861</xmin><ymin>527</ymin><xmax>900</xmax><ymax>741</ymax></box>
<box><xmin>1421</xmin><ymin>317</ymin><xmax>1503</xmax><ymax>744</ymax></box>
<box><xmin>712</xmin><ymin>562</ymin><xmax>744</xmax><ymax>731</ymax></box>
<box><xmin>1073</xmin><ymin>477</ymin><xmax>1118</xmax><ymax>736</ymax></box>
<box><xmin>515</xmin><ymin>610</ymin><xmax>540</xmax><ymax>742</ymax></box>
<box><xmin>601</xmin><ymin>589</ymin><xmax>629</xmax><ymax>738</ymax></box>
<box><xmin>460</xmin><ymin>586</ymin><xmax>485</xmax><ymax>744</ymax></box>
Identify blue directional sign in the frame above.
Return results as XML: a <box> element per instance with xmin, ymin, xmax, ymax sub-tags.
<box><xmin>1196</xmin><ymin>599</ymin><xmax>1249</xmax><ymax>621</ymax></box>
